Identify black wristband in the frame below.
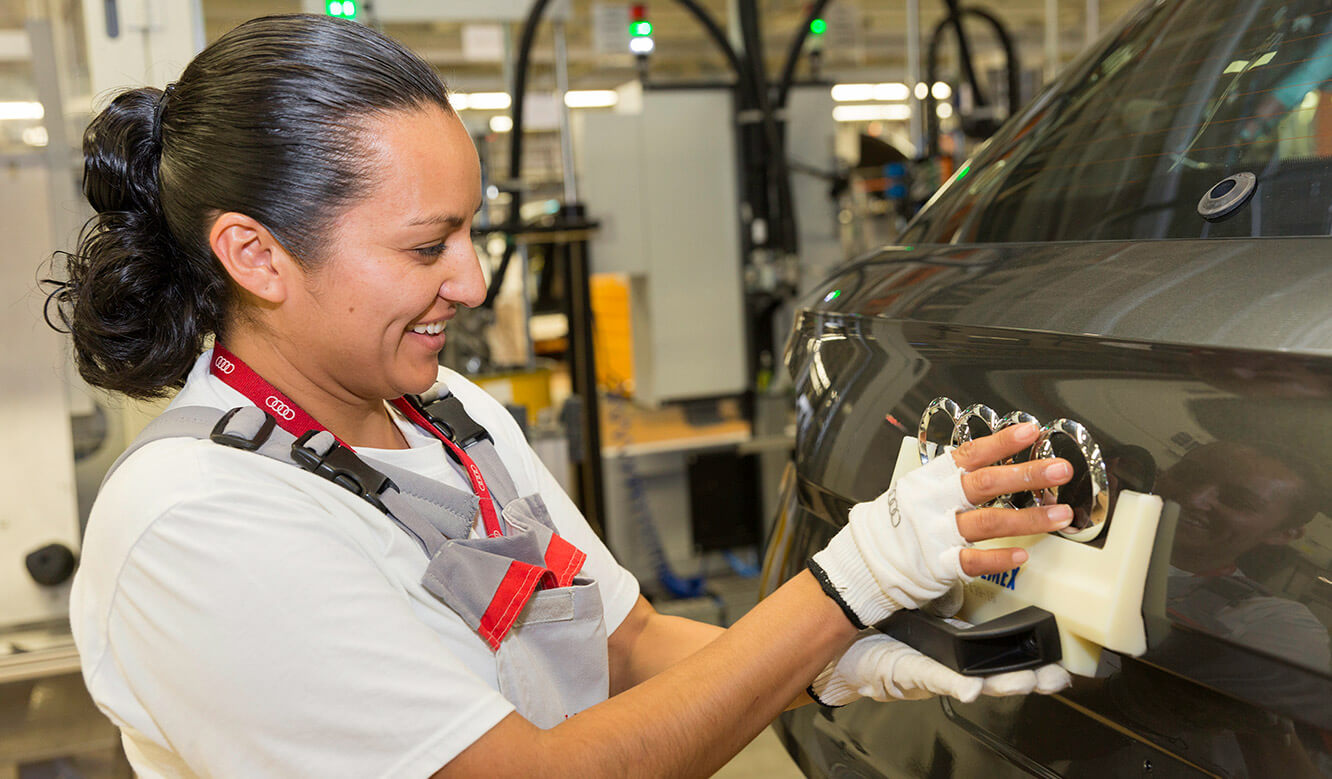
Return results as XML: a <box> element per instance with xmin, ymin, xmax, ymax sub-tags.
<box><xmin>807</xmin><ymin>558</ymin><xmax>867</xmax><ymax>631</ymax></box>
<box><xmin>805</xmin><ymin>683</ymin><xmax>845</xmax><ymax>709</ymax></box>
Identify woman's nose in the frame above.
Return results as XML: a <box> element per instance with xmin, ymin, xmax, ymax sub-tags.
<box><xmin>442</xmin><ymin>244</ymin><xmax>488</xmax><ymax>308</ymax></box>
<box><xmin>1187</xmin><ymin>483</ymin><xmax>1220</xmax><ymax>511</ymax></box>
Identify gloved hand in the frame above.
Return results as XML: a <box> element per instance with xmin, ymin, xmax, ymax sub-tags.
<box><xmin>808</xmin><ymin>424</ymin><xmax>1073</xmax><ymax>630</ymax></box>
<box><xmin>809</xmin><ymin>630</ymin><xmax>1072</xmax><ymax>705</ymax></box>
<box><xmin>809</xmin><ymin>452</ymin><xmax>977</xmax><ymax>628</ymax></box>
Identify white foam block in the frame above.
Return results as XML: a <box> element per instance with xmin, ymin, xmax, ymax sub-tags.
<box><xmin>889</xmin><ymin>437</ymin><xmax>1163</xmax><ymax>676</ymax></box>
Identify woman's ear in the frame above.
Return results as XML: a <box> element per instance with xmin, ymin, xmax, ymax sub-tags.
<box><xmin>209</xmin><ymin>213</ymin><xmax>297</xmax><ymax>304</ymax></box>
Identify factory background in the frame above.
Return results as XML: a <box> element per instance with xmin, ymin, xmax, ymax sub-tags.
<box><xmin>1</xmin><ymin>1</ymin><xmax>1158</xmax><ymax>775</ymax></box>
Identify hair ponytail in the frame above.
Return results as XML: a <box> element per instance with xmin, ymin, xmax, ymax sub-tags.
<box><xmin>47</xmin><ymin>86</ymin><xmax>227</xmax><ymax>399</ymax></box>
<box><xmin>45</xmin><ymin>14</ymin><xmax>450</xmax><ymax>399</ymax></box>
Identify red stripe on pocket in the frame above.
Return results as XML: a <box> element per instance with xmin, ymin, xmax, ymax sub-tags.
<box><xmin>478</xmin><ymin>561</ymin><xmax>544</xmax><ymax>650</ymax></box>
<box><xmin>542</xmin><ymin>534</ymin><xmax>587</xmax><ymax>589</ymax></box>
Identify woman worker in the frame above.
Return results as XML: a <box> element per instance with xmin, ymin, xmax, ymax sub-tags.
<box><xmin>49</xmin><ymin>14</ymin><xmax>1074</xmax><ymax>777</ymax></box>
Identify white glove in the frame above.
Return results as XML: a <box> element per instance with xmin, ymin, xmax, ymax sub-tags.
<box><xmin>809</xmin><ymin>453</ymin><xmax>975</xmax><ymax>628</ymax></box>
<box><xmin>809</xmin><ymin>632</ymin><xmax>1072</xmax><ymax>706</ymax></box>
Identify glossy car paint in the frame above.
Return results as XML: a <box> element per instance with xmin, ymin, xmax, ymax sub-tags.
<box><xmin>762</xmin><ymin>0</ymin><xmax>1332</xmax><ymax>774</ymax></box>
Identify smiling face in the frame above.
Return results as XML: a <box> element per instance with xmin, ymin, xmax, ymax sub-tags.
<box><xmin>272</xmin><ymin>105</ymin><xmax>486</xmax><ymax>402</ymax></box>
<box><xmin>1157</xmin><ymin>442</ymin><xmax>1307</xmax><ymax>574</ymax></box>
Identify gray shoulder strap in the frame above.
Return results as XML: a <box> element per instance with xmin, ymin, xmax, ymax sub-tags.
<box><xmin>100</xmin><ymin>406</ymin><xmax>477</xmax><ymax>550</ymax></box>
<box><xmin>416</xmin><ymin>384</ymin><xmax>522</xmax><ymax>509</ymax></box>
<box><xmin>101</xmin><ymin>406</ymin><xmax>240</xmax><ymax>490</ymax></box>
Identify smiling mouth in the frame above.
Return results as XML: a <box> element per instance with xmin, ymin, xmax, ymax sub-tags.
<box><xmin>410</xmin><ymin>321</ymin><xmax>446</xmax><ymax>335</ymax></box>
<box><xmin>1178</xmin><ymin>511</ymin><xmax>1211</xmax><ymax>533</ymax></box>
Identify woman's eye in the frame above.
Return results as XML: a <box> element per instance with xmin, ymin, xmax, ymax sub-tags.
<box><xmin>414</xmin><ymin>242</ymin><xmax>448</xmax><ymax>259</ymax></box>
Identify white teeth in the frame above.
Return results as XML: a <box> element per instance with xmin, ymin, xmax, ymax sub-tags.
<box><xmin>411</xmin><ymin>321</ymin><xmax>445</xmax><ymax>335</ymax></box>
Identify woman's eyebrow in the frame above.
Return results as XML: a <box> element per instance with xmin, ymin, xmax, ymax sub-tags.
<box><xmin>405</xmin><ymin>199</ymin><xmax>483</xmax><ymax>227</ymax></box>
<box><xmin>404</xmin><ymin>211</ymin><xmax>467</xmax><ymax>228</ymax></box>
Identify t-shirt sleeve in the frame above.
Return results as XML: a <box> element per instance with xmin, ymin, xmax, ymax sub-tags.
<box><xmin>99</xmin><ymin>453</ymin><xmax>515</xmax><ymax>778</ymax></box>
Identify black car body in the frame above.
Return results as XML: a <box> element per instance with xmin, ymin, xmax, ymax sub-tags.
<box><xmin>762</xmin><ymin>0</ymin><xmax>1332</xmax><ymax>775</ymax></box>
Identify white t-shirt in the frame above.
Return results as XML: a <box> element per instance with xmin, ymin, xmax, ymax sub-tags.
<box><xmin>70</xmin><ymin>350</ymin><xmax>639</xmax><ymax>778</ymax></box>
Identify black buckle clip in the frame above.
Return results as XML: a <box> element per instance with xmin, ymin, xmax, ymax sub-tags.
<box><xmin>419</xmin><ymin>394</ymin><xmax>491</xmax><ymax>448</ymax></box>
<box><xmin>210</xmin><ymin>408</ymin><xmax>276</xmax><ymax>451</ymax></box>
<box><xmin>291</xmin><ymin>432</ymin><xmax>395</xmax><ymax>513</ymax></box>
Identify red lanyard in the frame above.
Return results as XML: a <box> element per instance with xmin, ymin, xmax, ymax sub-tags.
<box><xmin>209</xmin><ymin>345</ymin><xmax>505</xmax><ymax>537</ymax></box>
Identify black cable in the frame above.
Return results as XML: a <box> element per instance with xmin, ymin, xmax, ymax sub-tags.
<box><xmin>925</xmin><ymin>3</ymin><xmax>1020</xmax><ymax>157</ymax></box>
<box><xmin>943</xmin><ymin>0</ymin><xmax>987</xmax><ymax>108</ymax></box>
<box><xmin>739</xmin><ymin>0</ymin><xmax>799</xmax><ymax>257</ymax></box>
<box><xmin>490</xmin><ymin>0</ymin><xmax>755</xmax><ymax>309</ymax></box>
<box><xmin>775</xmin><ymin>0</ymin><xmax>831</xmax><ymax>110</ymax></box>
<box><xmin>483</xmin><ymin>0</ymin><xmax>553</xmax><ymax>309</ymax></box>
<box><xmin>672</xmin><ymin>0</ymin><xmax>747</xmax><ymax>90</ymax></box>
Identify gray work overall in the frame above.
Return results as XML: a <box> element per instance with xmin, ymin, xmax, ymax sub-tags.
<box><xmin>105</xmin><ymin>387</ymin><xmax>611</xmax><ymax>728</ymax></box>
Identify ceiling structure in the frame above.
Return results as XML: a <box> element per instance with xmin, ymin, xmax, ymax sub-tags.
<box><xmin>200</xmin><ymin>0</ymin><xmax>1147</xmax><ymax>95</ymax></box>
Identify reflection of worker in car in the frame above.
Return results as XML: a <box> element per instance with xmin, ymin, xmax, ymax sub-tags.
<box><xmin>1244</xmin><ymin>26</ymin><xmax>1332</xmax><ymax>151</ymax></box>
<box><xmin>1011</xmin><ymin>442</ymin><xmax>1329</xmax><ymax>775</ymax></box>
<box><xmin>1156</xmin><ymin>441</ymin><xmax>1329</xmax><ymax>670</ymax></box>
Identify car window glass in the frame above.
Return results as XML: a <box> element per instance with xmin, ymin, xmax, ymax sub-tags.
<box><xmin>905</xmin><ymin>0</ymin><xmax>1332</xmax><ymax>243</ymax></box>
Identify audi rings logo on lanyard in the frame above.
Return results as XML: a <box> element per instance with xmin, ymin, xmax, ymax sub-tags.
<box><xmin>266</xmin><ymin>395</ymin><xmax>298</xmax><ymax>422</ymax></box>
<box><xmin>916</xmin><ymin>397</ymin><xmax>1110</xmax><ymax>542</ymax></box>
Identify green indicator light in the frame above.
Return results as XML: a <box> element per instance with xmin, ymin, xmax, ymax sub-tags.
<box><xmin>810</xmin><ymin>18</ymin><xmax>827</xmax><ymax>35</ymax></box>
<box><xmin>956</xmin><ymin>164</ymin><xmax>970</xmax><ymax>180</ymax></box>
<box><xmin>630</xmin><ymin>20</ymin><xmax>653</xmax><ymax>36</ymax></box>
<box><xmin>344</xmin><ymin>0</ymin><xmax>356</xmax><ymax>17</ymax></box>
<box><xmin>824</xmin><ymin>289</ymin><xmax>842</xmax><ymax>302</ymax></box>
<box><xmin>326</xmin><ymin>0</ymin><xmax>342</xmax><ymax>15</ymax></box>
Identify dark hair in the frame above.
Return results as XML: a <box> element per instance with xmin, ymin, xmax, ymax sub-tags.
<box><xmin>45</xmin><ymin>14</ymin><xmax>451</xmax><ymax>399</ymax></box>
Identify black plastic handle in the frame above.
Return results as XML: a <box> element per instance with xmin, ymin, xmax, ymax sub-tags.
<box><xmin>875</xmin><ymin>605</ymin><xmax>1062</xmax><ymax>676</ymax></box>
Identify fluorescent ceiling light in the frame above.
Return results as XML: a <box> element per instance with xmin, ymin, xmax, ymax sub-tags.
<box><xmin>874</xmin><ymin>83</ymin><xmax>910</xmax><ymax>101</ymax></box>
<box><xmin>489</xmin><ymin>115</ymin><xmax>514</xmax><ymax>133</ymax></box>
<box><xmin>936</xmin><ymin>103</ymin><xmax>954</xmax><ymax>118</ymax></box>
<box><xmin>931</xmin><ymin>82</ymin><xmax>952</xmax><ymax>100</ymax></box>
<box><xmin>22</xmin><ymin>125</ymin><xmax>48</xmax><ymax>146</ymax></box>
<box><xmin>0</xmin><ymin>101</ymin><xmax>43</xmax><ymax>121</ymax></box>
<box><xmin>833</xmin><ymin>104</ymin><xmax>911</xmax><ymax>122</ymax></box>
<box><xmin>914</xmin><ymin>82</ymin><xmax>929</xmax><ymax>100</ymax></box>
<box><xmin>451</xmin><ymin>92</ymin><xmax>512</xmax><ymax>111</ymax></box>
<box><xmin>831</xmin><ymin>83</ymin><xmax>874</xmax><ymax>102</ymax></box>
<box><xmin>831</xmin><ymin>82</ymin><xmax>911</xmax><ymax>102</ymax></box>
<box><xmin>564</xmin><ymin>90</ymin><xmax>618</xmax><ymax>108</ymax></box>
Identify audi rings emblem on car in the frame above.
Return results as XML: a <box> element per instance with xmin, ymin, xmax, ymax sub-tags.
<box><xmin>916</xmin><ymin>397</ymin><xmax>1110</xmax><ymax>542</ymax></box>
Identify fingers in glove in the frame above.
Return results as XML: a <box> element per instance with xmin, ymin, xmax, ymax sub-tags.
<box><xmin>923</xmin><ymin>583</ymin><xmax>964</xmax><ymax>618</ymax></box>
<box><xmin>896</xmin><ymin>653</ymin><xmax>983</xmax><ymax>703</ymax></box>
<box><xmin>979</xmin><ymin>670</ymin><xmax>1039</xmax><ymax>697</ymax></box>
<box><xmin>1034</xmin><ymin>664</ymin><xmax>1072</xmax><ymax>694</ymax></box>
<box><xmin>960</xmin><ymin>457</ymin><xmax>1073</xmax><ymax>507</ymax></box>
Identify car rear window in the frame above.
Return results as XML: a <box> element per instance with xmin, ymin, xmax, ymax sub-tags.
<box><xmin>904</xmin><ymin>0</ymin><xmax>1332</xmax><ymax>243</ymax></box>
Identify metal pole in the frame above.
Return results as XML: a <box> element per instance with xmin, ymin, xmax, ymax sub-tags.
<box><xmin>519</xmin><ymin>244</ymin><xmax>536</xmax><ymax>368</ymax></box>
<box><xmin>27</xmin><ymin>18</ymin><xmax>79</xmax><ymax>255</ymax></box>
<box><xmin>553</xmin><ymin>21</ymin><xmax>579</xmax><ymax>204</ymax></box>
<box><xmin>1045</xmin><ymin>0</ymin><xmax>1059</xmax><ymax>83</ymax></box>
<box><xmin>562</xmin><ymin>214</ymin><xmax>606</xmax><ymax>540</ymax></box>
<box><xmin>907</xmin><ymin>0</ymin><xmax>924</xmax><ymax>156</ymax></box>
<box><xmin>1085</xmin><ymin>0</ymin><xmax>1099</xmax><ymax>46</ymax></box>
